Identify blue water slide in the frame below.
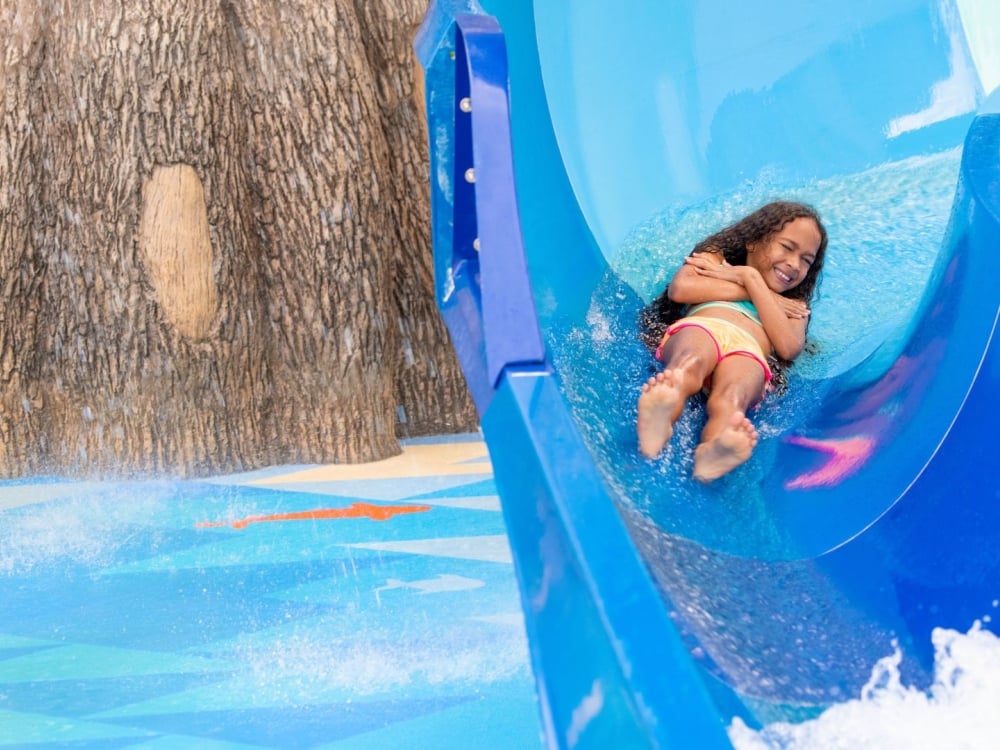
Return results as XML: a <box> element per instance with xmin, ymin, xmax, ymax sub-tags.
<box><xmin>416</xmin><ymin>1</ymin><xmax>1000</xmax><ymax>747</ymax></box>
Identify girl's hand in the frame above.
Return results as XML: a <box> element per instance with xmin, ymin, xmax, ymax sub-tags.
<box><xmin>774</xmin><ymin>294</ymin><xmax>811</xmax><ymax>320</ymax></box>
<box><xmin>684</xmin><ymin>255</ymin><xmax>756</xmax><ymax>286</ymax></box>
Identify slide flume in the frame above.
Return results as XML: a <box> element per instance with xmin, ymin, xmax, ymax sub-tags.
<box><xmin>416</xmin><ymin>1</ymin><xmax>1000</xmax><ymax>747</ymax></box>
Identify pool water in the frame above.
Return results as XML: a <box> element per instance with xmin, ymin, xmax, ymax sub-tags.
<box><xmin>0</xmin><ymin>437</ymin><xmax>543</xmax><ymax>749</ymax></box>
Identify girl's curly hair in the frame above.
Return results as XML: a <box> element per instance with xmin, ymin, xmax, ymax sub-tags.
<box><xmin>639</xmin><ymin>200</ymin><xmax>828</xmax><ymax>392</ymax></box>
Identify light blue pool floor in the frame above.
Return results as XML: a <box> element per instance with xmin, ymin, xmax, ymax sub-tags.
<box><xmin>0</xmin><ymin>433</ymin><xmax>543</xmax><ymax>749</ymax></box>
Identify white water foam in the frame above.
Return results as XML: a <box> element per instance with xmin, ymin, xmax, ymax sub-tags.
<box><xmin>0</xmin><ymin>483</ymin><xmax>173</xmax><ymax>574</ymax></box>
<box><xmin>226</xmin><ymin>624</ymin><xmax>530</xmax><ymax>705</ymax></box>
<box><xmin>729</xmin><ymin>622</ymin><xmax>1000</xmax><ymax>750</ymax></box>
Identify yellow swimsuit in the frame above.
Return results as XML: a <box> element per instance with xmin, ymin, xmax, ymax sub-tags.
<box><xmin>655</xmin><ymin>315</ymin><xmax>773</xmax><ymax>385</ymax></box>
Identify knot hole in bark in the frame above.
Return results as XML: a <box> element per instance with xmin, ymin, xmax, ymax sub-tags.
<box><xmin>139</xmin><ymin>164</ymin><xmax>219</xmax><ymax>339</ymax></box>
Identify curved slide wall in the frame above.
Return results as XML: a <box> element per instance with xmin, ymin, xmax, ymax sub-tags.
<box><xmin>416</xmin><ymin>1</ymin><xmax>1000</xmax><ymax>747</ymax></box>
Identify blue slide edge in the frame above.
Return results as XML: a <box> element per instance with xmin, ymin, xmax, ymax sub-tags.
<box><xmin>416</xmin><ymin>2</ymin><xmax>1000</xmax><ymax>748</ymax></box>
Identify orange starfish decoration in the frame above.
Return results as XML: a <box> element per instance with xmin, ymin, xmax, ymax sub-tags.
<box><xmin>197</xmin><ymin>501</ymin><xmax>432</xmax><ymax>529</ymax></box>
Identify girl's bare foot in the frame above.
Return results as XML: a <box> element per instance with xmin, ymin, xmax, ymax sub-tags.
<box><xmin>637</xmin><ymin>370</ymin><xmax>684</xmax><ymax>458</ymax></box>
<box><xmin>693</xmin><ymin>411</ymin><xmax>759</xmax><ymax>482</ymax></box>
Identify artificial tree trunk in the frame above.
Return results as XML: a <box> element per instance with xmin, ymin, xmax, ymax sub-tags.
<box><xmin>0</xmin><ymin>0</ymin><xmax>476</xmax><ymax>478</ymax></box>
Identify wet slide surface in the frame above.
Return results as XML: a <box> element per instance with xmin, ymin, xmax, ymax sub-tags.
<box><xmin>417</xmin><ymin>0</ymin><xmax>1000</xmax><ymax>747</ymax></box>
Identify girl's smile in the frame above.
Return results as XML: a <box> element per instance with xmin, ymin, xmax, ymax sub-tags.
<box><xmin>748</xmin><ymin>217</ymin><xmax>822</xmax><ymax>292</ymax></box>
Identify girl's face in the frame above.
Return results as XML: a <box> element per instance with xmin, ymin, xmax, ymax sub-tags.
<box><xmin>747</xmin><ymin>217</ymin><xmax>822</xmax><ymax>293</ymax></box>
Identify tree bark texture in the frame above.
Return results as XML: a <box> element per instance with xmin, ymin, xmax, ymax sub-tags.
<box><xmin>0</xmin><ymin>0</ymin><xmax>477</xmax><ymax>478</ymax></box>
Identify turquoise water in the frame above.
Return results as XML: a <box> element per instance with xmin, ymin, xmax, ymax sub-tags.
<box><xmin>548</xmin><ymin>149</ymin><xmax>961</xmax><ymax>559</ymax></box>
<box><xmin>0</xmin><ymin>441</ymin><xmax>542</xmax><ymax>749</ymax></box>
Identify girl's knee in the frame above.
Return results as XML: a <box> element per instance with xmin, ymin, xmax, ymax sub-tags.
<box><xmin>665</xmin><ymin>356</ymin><xmax>712</xmax><ymax>391</ymax></box>
<box><xmin>706</xmin><ymin>382</ymin><xmax>755</xmax><ymax>412</ymax></box>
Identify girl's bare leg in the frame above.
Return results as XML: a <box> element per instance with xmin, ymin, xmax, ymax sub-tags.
<box><xmin>692</xmin><ymin>357</ymin><xmax>765</xmax><ymax>482</ymax></box>
<box><xmin>638</xmin><ymin>330</ymin><xmax>717</xmax><ymax>458</ymax></box>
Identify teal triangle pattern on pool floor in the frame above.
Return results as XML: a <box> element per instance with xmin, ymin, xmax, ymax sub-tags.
<box><xmin>0</xmin><ymin>434</ymin><xmax>543</xmax><ymax>749</ymax></box>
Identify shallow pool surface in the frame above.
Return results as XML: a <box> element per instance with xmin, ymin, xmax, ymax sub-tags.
<box><xmin>0</xmin><ymin>435</ymin><xmax>542</xmax><ymax>749</ymax></box>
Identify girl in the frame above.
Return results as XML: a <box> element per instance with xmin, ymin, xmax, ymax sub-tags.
<box><xmin>637</xmin><ymin>201</ymin><xmax>827</xmax><ymax>482</ymax></box>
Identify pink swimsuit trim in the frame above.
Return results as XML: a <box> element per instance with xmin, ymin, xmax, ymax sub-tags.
<box><xmin>654</xmin><ymin>320</ymin><xmax>773</xmax><ymax>383</ymax></box>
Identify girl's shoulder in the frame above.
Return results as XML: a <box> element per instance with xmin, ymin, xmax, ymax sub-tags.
<box><xmin>691</xmin><ymin>246</ymin><xmax>725</xmax><ymax>262</ymax></box>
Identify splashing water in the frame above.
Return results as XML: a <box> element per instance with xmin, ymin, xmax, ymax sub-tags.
<box><xmin>546</xmin><ymin>147</ymin><xmax>1000</xmax><ymax>741</ymax></box>
<box><xmin>0</xmin><ymin>482</ymin><xmax>176</xmax><ymax>574</ymax></box>
<box><xmin>230</xmin><ymin>624</ymin><xmax>530</xmax><ymax>704</ymax></box>
<box><xmin>547</xmin><ymin>148</ymin><xmax>963</xmax><ymax>558</ymax></box>
<box><xmin>729</xmin><ymin>623</ymin><xmax>1000</xmax><ymax>750</ymax></box>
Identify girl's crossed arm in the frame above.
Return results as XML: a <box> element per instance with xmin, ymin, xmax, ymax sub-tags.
<box><xmin>676</xmin><ymin>253</ymin><xmax>809</xmax><ymax>360</ymax></box>
<box><xmin>667</xmin><ymin>251</ymin><xmax>748</xmax><ymax>304</ymax></box>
